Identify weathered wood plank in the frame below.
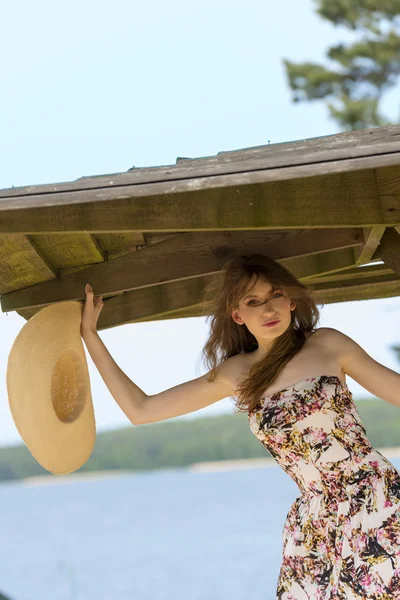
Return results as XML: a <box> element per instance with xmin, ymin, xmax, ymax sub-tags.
<box><xmin>281</xmin><ymin>247</ymin><xmax>362</xmax><ymax>280</ymax></box>
<box><xmin>135</xmin><ymin>305</ymin><xmax>205</xmax><ymax>322</ymax></box>
<box><xmin>104</xmin><ymin>275</ymin><xmax>400</xmax><ymax>322</ymax></box>
<box><xmin>373</xmin><ymin>227</ymin><xmax>400</xmax><ymax>276</ymax></box>
<box><xmin>0</xmin><ymin>235</ymin><xmax>55</xmax><ymax>293</ymax></box>
<box><xmin>58</xmin><ymin>234</ymin><xmax>179</xmax><ymax>276</ymax></box>
<box><xmin>0</xmin><ymin>228</ymin><xmax>363</xmax><ymax>312</ymax></box>
<box><xmin>137</xmin><ymin>278</ymin><xmax>400</xmax><ymax>319</ymax></box>
<box><xmin>94</xmin><ymin>232</ymin><xmax>146</xmax><ymax>260</ymax></box>
<box><xmin>28</xmin><ymin>233</ymin><xmax>105</xmax><ymax>269</ymax></box>
<box><xmin>13</xmin><ymin>261</ymin><xmax>396</xmax><ymax>327</ymax></box>
<box><xmin>15</xmin><ymin>275</ymin><xmax>213</xmax><ymax>327</ymax></box>
<box><xmin>0</xmin><ymin>157</ymin><xmax>396</xmax><ymax>214</ymax></box>
<box><xmin>1</xmin><ymin>125</ymin><xmax>399</xmax><ymax>197</ymax></box>
<box><xmin>311</xmin><ymin>274</ymin><xmax>400</xmax><ymax>304</ymax></box>
<box><xmin>353</xmin><ymin>227</ymin><xmax>387</xmax><ymax>266</ymax></box>
<box><xmin>131</xmin><ymin>277</ymin><xmax>400</xmax><ymax>319</ymax></box>
<box><xmin>303</xmin><ymin>262</ymin><xmax>392</xmax><ymax>284</ymax></box>
<box><xmin>375</xmin><ymin>165</ymin><xmax>400</xmax><ymax>196</ymax></box>
<box><xmin>0</xmin><ymin>169</ymin><xmax>394</xmax><ymax>233</ymax></box>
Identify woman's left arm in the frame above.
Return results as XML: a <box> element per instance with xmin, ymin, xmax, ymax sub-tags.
<box><xmin>325</xmin><ymin>327</ymin><xmax>400</xmax><ymax>408</ymax></box>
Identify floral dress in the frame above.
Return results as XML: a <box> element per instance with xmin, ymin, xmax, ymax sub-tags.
<box><xmin>248</xmin><ymin>374</ymin><xmax>400</xmax><ymax>599</ymax></box>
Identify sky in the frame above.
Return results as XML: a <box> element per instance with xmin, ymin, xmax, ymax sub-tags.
<box><xmin>0</xmin><ymin>0</ymin><xmax>399</xmax><ymax>448</ymax></box>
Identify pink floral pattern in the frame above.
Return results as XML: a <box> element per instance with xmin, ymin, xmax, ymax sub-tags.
<box><xmin>248</xmin><ymin>374</ymin><xmax>400</xmax><ymax>598</ymax></box>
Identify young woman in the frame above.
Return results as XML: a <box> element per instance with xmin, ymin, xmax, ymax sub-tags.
<box><xmin>81</xmin><ymin>254</ymin><xmax>400</xmax><ymax>598</ymax></box>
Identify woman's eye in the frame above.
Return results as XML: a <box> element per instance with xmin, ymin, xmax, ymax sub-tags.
<box><xmin>247</xmin><ymin>293</ymin><xmax>282</xmax><ymax>306</ymax></box>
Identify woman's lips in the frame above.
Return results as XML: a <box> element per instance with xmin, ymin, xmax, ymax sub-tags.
<box><xmin>263</xmin><ymin>320</ymin><xmax>280</xmax><ymax>327</ymax></box>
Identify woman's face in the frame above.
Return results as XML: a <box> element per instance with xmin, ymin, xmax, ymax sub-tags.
<box><xmin>231</xmin><ymin>275</ymin><xmax>295</xmax><ymax>351</ymax></box>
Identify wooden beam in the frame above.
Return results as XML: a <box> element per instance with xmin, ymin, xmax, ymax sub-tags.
<box><xmin>28</xmin><ymin>233</ymin><xmax>105</xmax><ymax>270</ymax></box>
<box><xmin>122</xmin><ymin>272</ymin><xmax>400</xmax><ymax>321</ymax></box>
<box><xmin>353</xmin><ymin>227</ymin><xmax>386</xmax><ymax>266</ymax></box>
<box><xmin>52</xmin><ymin>234</ymin><xmax>174</xmax><ymax>276</ymax></box>
<box><xmin>0</xmin><ymin>167</ymin><xmax>396</xmax><ymax>233</ymax></box>
<box><xmin>303</xmin><ymin>262</ymin><xmax>392</xmax><ymax>284</ymax></box>
<box><xmin>106</xmin><ymin>273</ymin><xmax>400</xmax><ymax>322</ymax></box>
<box><xmin>1</xmin><ymin>124</ymin><xmax>399</xmax><ymax>198</ymax></box>
<box><xmin>375</xmin><ymin>165</ymin><xmax>400</xmax><ymax>196</ymax></box>
<box><xmin>0</xmin><ymin>228</ymin><xmax>363</xmax><ymax>313</ymax></box>
<box><xmin>136</xmin><ymin>305</ymin><xmax>205</xmax><ymax>322</ymax></box>
<box><xmin>13</xmin><ymin>259</ymin><xmax>398</xmax><ymax>329</ymax></box>
<box><xmin>140</xmin><ymin>277</ymin><xmax>400</xmax><ymax>319</ymax></box>
<box><xmin>372</xmin><ymin>227</ymin><xmax>400</xmax><ymax>276</ymax></box>
<box><xmin>15</xmin><ymin>276</ymin><xmax>214</xmax><ymax>328</ymax></box>
<box><xmin>311</xmin><ymin>273</ymin><xmax>400</xmax><ymax>304</ymax></box>
<box><xmin>282</xmin><ymin>247</ymin><xmax>360</xmax><ymax>281</ymax></box>
<box><xmin>0</xmin><ymin>234</ymin><xmax>55</xmax><ymax>293</ymax></box>
<box><xmin>119</xmin><ymin>274</ymin><xmax>400</xmax><ymax>319</ymax></box>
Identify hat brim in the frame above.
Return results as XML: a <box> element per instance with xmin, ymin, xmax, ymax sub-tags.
<box><xmin>6</xmin><ymin>301</ymin><xmax>96</xmax><ymax>475</ymax></box>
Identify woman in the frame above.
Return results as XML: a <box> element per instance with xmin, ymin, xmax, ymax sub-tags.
<box><xmin>81</xmin><ymin>254</ymin><xmax>400</xmax><ymax>598</ymax></box>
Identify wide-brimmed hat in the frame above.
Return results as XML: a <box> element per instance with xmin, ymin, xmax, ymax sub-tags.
<box><xmin>6</xmin><ymin>301</ymin><xmax>96</xmax><ymax>475</ymax></box>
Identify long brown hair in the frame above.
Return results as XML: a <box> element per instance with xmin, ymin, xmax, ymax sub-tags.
<box><xmin>200</xmin><ymin>254</ymin><xmax>322</xmax><ymax>414</ymax></box>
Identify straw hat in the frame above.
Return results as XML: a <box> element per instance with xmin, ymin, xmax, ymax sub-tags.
<box><xmin>6</xmin><ymin>301</ymin><xmax>96</xmax><ymax>475</ymax></box>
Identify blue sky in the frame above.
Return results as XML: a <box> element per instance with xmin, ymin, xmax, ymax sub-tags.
<box><xmin>0</xmin><ymin>0</ymin><xmax>399</xmax><ymax>447</ymax></box>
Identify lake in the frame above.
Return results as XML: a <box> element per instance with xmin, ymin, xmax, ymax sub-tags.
<box><xmin>1</xmin><ymin>458</ymin><xmax>400</xmax><ymax>600</ymax></box>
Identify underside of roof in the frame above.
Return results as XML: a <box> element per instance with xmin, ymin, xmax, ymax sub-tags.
<box><xmin>0</xmin><ymin>124</ymin><xmax>400</xmax><ymax>330</ymax></box>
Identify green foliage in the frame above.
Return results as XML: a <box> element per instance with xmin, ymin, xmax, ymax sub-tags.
<box><xmin>283</xmin><ymin>0</ymin><xmax>400</xmax><ymax>129</ymax></box>
<box><xmin>0</xmin><ymin>394</ymin><xmax>400</xmax><ymax>482</ymax></box>
<box><xmin>317</xmin><ymin>0</ymin><xmax>400</xmax><ymax>31</ymax></box>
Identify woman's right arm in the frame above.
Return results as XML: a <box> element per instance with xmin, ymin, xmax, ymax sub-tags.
<box><xmin>82</xmin><ymin>330</ymin><xmax>235</xmax><ymax>425</ymax></box>
<box><xmin>81</xmin><ymin>282</ymin><xmax>150</xmax><ymax>424</ymax></box>
<box><xmin>82</xmin><ymin>330</ymin><xmax>148</xmax><ymax>424</ymax></box>
<box><xmin>81</xmin><ymin>283</ymin><xmax>236</xmax><ymax>426</ymax></box>
<box><xmin>137</xmin><ymin>363</ymin><xmax>235</xmax><ymax>424</ymax></box>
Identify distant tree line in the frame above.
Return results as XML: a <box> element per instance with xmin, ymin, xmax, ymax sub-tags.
<box><xmin>0</xmin><ymin>396</ymin><xmax>399</xmax><ymax>482</ymax></box>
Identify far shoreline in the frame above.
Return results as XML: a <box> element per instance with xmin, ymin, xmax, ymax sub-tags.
<box><xmin>3</xmin><ymin>445</ymin><xmax>398</xmax><ymax>486</ymax></box>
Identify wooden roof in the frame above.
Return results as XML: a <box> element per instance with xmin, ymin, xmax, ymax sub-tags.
<box><xmin>1</xmin><ymin>124</ymin><xmax>400</xmax><ymax>330</ymax></box>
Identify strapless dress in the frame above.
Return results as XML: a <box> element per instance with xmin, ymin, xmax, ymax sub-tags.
<box><xmin>248</xmin><ymin>374</ymin><xmax>400</xmax><ymax>599</ymax></box>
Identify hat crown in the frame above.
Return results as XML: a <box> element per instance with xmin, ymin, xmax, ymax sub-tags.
<box><xmin>51</xmin><ymin>348</ymin><xmax>88</xmax><ymax>423</ymax></box>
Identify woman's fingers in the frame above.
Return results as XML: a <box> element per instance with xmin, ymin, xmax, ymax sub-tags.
<box><xmin>81</xmin><ymin>283</ymin><xmax>103</xmax><ymax>336</ymax></box>
<box><xmin>85</xmin><ymin>282</ymin><xmax>102</xmax><ymax>303</ymax></box>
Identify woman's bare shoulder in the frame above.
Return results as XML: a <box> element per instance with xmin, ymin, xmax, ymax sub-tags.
<box><xmin>313</xmin><ymin>327</ymin><xmax>344</xmax><ymax>341</ymax></box>
<box><xmin>306</xmin><ymin>327</ymin><xmax>343</xmax><ymax>347</ymax></box>
<box><xmin>310</xmin><ymin>327</ymin><xmax>338</xmax><ymax>337</ymax></box>
<box><xmin>315</xmin><ymin>327</ymin><xmax>339</xmax><ymax>334</ymax></box>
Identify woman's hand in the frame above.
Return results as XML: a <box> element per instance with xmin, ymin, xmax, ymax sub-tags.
<box><xmin>80</xmin><ymin>282</ymin><xmax>104</xmax><ymax>337</ymax></box>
